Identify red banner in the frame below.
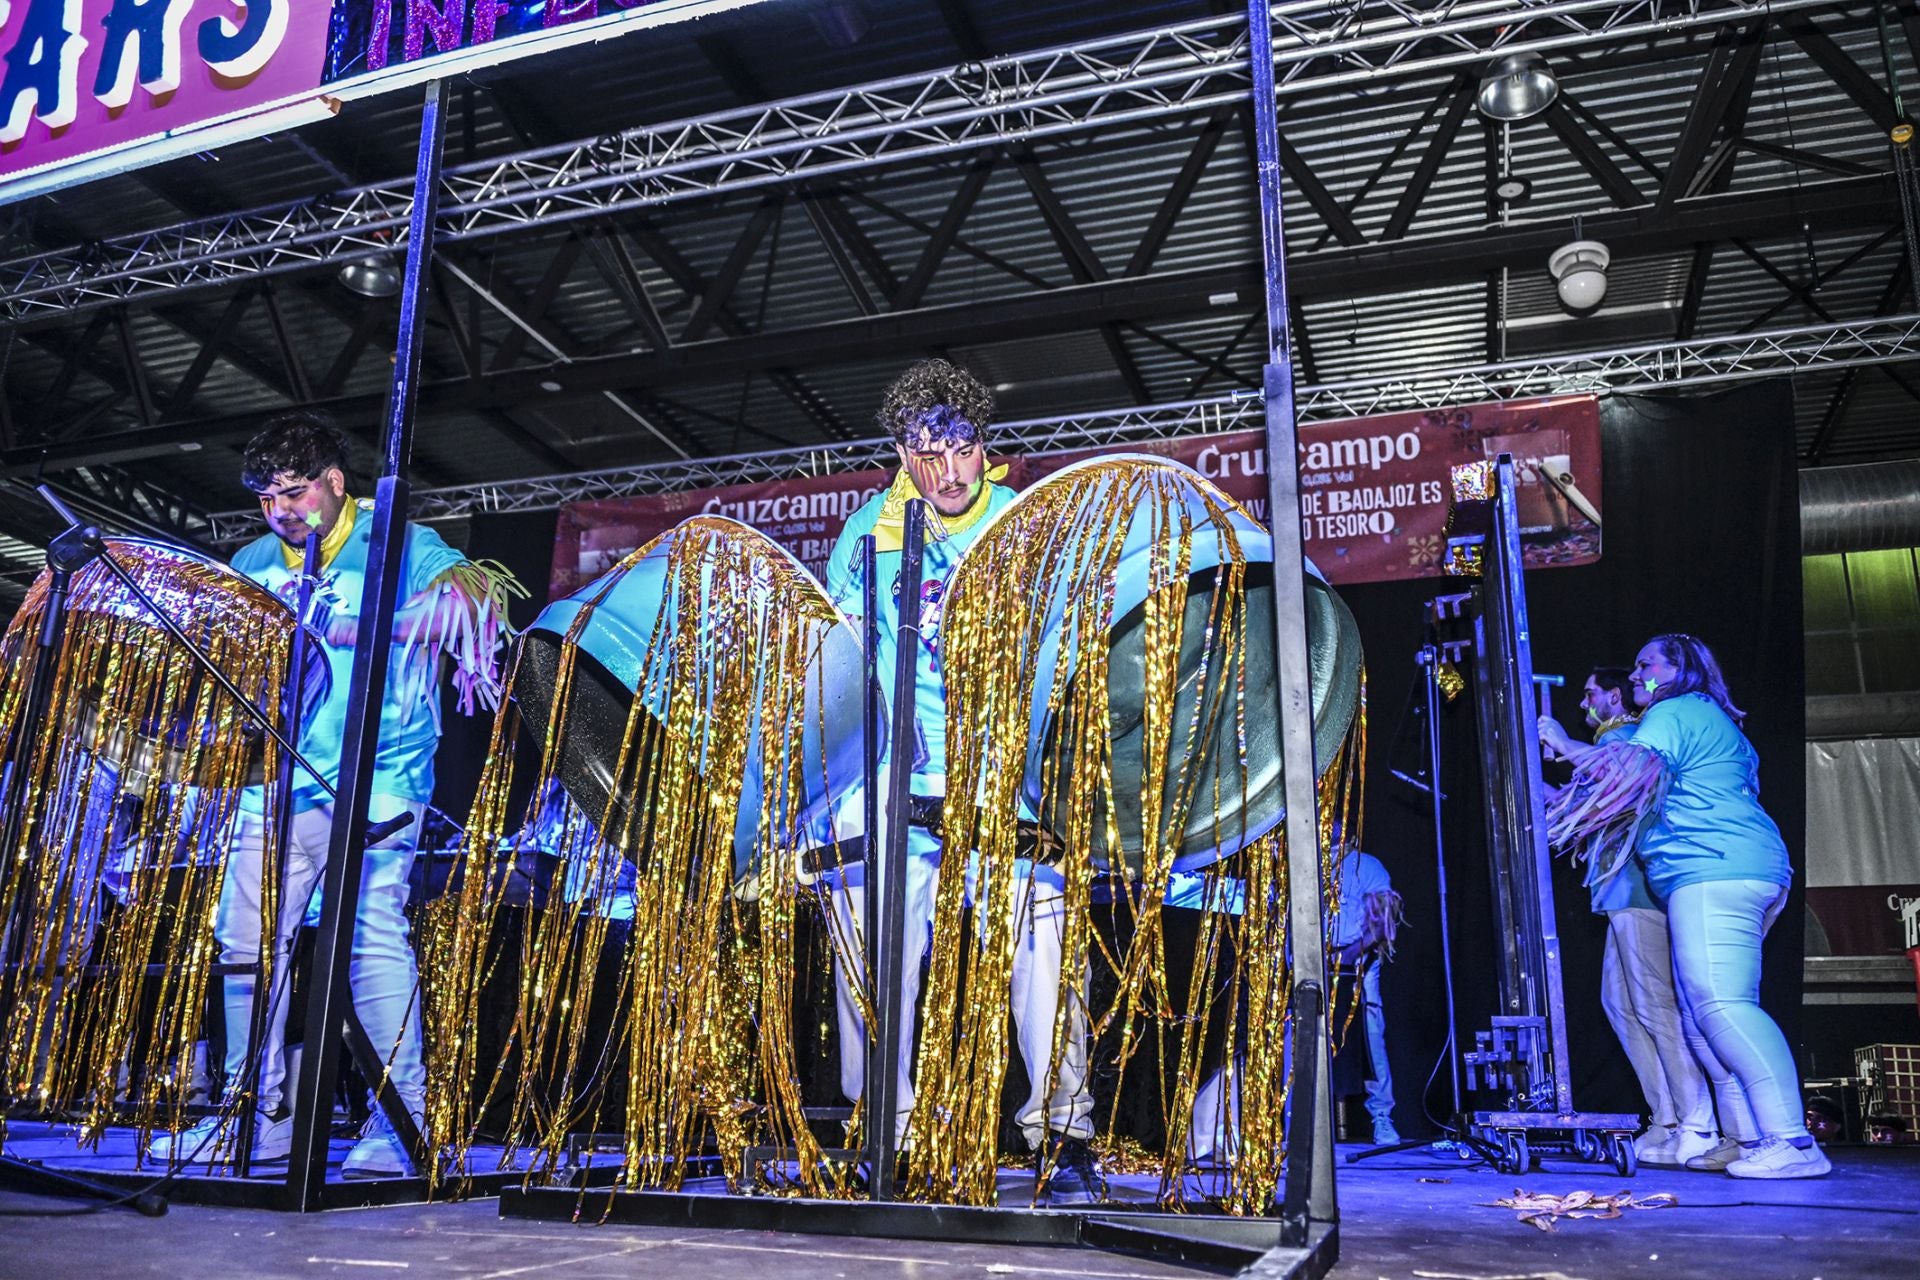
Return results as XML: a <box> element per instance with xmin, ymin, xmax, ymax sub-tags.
<box><xmin>551</xmin><ymin>395</ymin><xmax>1602</xmax><ymax>600</ymax></box>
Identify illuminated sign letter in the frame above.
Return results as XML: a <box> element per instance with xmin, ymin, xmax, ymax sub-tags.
<box><xmin>406</xmin><ymin>0</ymin><xmax>462</xmax><ymax>59</ymax></box>
<box><xmin>470</xmin><ymin>0</ymin><xmax>511</xmax><ymax>45</ymax></box>
<box><xmin>93</xmin><ymin>0</ymin><xmax>194</xmax><ymax>109</ymax></box>
<box><xmin>0</xmin><ymin>0</ymin><xmax>85</xmax><ymax>143</ymax></box>
<box><xmin>198</xmin><ymin>0</ymin><xmax>287</xmax><ymax>78</ymax></box>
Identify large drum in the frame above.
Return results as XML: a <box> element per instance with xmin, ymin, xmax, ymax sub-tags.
<box><xmin>510</xmin><ymin>516</ymin><xmax>868</xmax><ymax>882</ymax></box>
<box><xmin>21</xmin><ymin>538</ymin><xmax>330</xmax><ymax>791</ymax></box>
<box><xmin>0</xmin><ymin>537</ymin><xmax>328</xmax><ymax>1135</ymax></box>
<box><xmin>946</xmin><ymin>455</ymin><xmax>1362</xmax><ymax>873</ymax></box>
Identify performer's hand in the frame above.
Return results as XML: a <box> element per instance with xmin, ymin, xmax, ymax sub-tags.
<box><xmin>1537</xmin><ymin>715</ymin><xmax>1573</xmax><ymax>758</ymax></box>
<box><xmin>326</xmin><ymin>615</ymin><xmax>360</xmax><ymax>648</ymax></box>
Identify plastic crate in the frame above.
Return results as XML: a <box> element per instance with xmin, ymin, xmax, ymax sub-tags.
<box><xmin>1855</xmin><ymin>1043</ymin><xmax>1920</xmax><ymax>1129</ymax></box>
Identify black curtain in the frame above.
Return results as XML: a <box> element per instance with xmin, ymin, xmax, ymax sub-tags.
<box><xmin>1344</xmin><ymin>380</ymin><xmax>1805</xmax><ymax>1138</ymax></box>
<box><xmin>431</xmin><ymin>509</ymin><xmax>559</xmax><ymax>824</ymax></box>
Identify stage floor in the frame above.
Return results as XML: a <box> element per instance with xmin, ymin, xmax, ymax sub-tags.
<box><xmin>0</xmin><ymin>1136</ymin><xmax>1912</xmax><ymax>1279</ymax></box>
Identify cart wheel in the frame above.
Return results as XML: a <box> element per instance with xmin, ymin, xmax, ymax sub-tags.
<box><xmin>1498</xmin><ymin>1131</ymin><xmax>1530</xmax><ymax>1176</ymax></box>
<box><xmin>1608</xmin><ymin>1132</ymin><xmax>1638</xmax><ymax>1177</ymax></box>
<box><xmin>1571</xmin><ymin>1129</ymin><xmax>1600</xmax><ymax>1162</ymax></box>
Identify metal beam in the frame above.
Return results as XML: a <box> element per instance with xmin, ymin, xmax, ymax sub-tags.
<box><xmin>1779</xmin><ymin>12</ymin><xmax>1900</xmax><ymax>132</ymax></box>
<box><xmin>1015</xmin><ymin>150</ymin><xmax>1152</xmax><ymax>402</ymax></box>
<box><xmin>681</xmin><ymin>198</ymin><xmax>781</xmax><ymax>344</ymax></box>
<box><xmin>185</xmin><ymin>312</ymin><xmax>1920</xmax><ymax>540</ymax></box>
<box><xmin>1385</xmin><ymin>80</ymin><xmax>1474</xmax><ymax>241</ymax></box>
<box><xmin>1275</xmin><ymin>128</ymin><xmax>1364</xmax><ymax>249</ymax></box>
<box><xmin>164</xmin><ymin>288</ymin><xmax>257</xmax><ymax>419</ymax></box>
<box><xmin>0</xmin><ymin>1</ymin><xmax>1839</xmax><ymax>322</ymax></box>
<box><xmin>894</xmin><ymin>160</ymin><xmax>993</xmax><ymax>309</ymax></box>
<box><xmin>33</xmin><ymin>172</ymin><xmax>1900</xmax><ymax>461</ymax></box>
<box><xmin>1658</xmin><ymin>24</ymin><xmax>1764</xmax><ymax>208</ymax></box>
<box><xmin>804</xmin><ymin>194</ymin><xmax>880</xmax><ymax>316</ymax></box>
<box><xmin>487</xmin><ymin>236</ymin><xmax>586</xmax><ymax>370</ymax></box>
<box><xmin>1131</xmin><ymin>110</ymin><xmax>1235</xmax><ymax>275</ymax></box>
<box><xmin>1542</xmin><ymin>97</ymin><xmax>1645</xmax><ymax>207</ymax></box>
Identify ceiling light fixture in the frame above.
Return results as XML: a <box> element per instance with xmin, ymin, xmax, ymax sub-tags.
<box><xmin>1476</xmin><ymin>52</ymin><xmax>1558</xmax><ymax>121</ymax></box>
<box><xmin>337</xmin><ymin>254</ymin><xmax>402</xmax><ymax>299</ymax></box>
<box><xmin>1549</xmin><ymin>238</ymin><xmax>1611</xmax><ymax>312</ymax></box>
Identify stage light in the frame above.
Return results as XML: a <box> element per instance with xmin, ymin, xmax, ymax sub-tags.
<box><xmin>338</xmin><ymin>255</ymin><xmax>402</xmax><ymax>299</ymax></box>
<box><xmin>1549</xmin><ymin>239</ymin><xmax>1611</xmax><ymax>312</ymax></box>
<box><xmin>1476</xmin><ymin>53</ymin><xmax>1558</xmax><ymax>121</ymax></box>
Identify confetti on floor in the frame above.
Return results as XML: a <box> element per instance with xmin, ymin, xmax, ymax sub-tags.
<box><xmin>1481</xmin><ymin>1187</ymin><xmax>1679</xmax><ymax>1232</ymax></box>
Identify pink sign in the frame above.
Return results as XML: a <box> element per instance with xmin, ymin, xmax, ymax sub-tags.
<box><xmin>0</xmin><ymin>1</ymin><xmax>335</xmax><ymax>187</ymax></box>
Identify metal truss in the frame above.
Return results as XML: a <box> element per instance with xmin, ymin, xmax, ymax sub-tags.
<box><xmin>1</xmin><ymin>0</ymin><xmax>1832</xmax><ymax>322</ymax></box>
<box><xmin>201</xmin><ymin>312</ymin><xmax>1920</xmax><ymax>541</ymax></box>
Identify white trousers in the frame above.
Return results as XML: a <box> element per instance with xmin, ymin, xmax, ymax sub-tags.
<box><xmin>826</xmin><ymin>826</ymin><xmax>1093</xmax><ymax>1148</ymax></box>
<box><xmin>1600</xmin><ymin>906</ymin><xmax>1713</xmax><ymax>1132</ymax></box>
<box><xmin>213</xmin><ymin>795</ymin><xmax>427</xmax><ymax>1117</ymax></box>
<box><xmin>1665</xmin><ymin>878</ymin><xmax>1807</xmax><ymax>1143</ymax></box>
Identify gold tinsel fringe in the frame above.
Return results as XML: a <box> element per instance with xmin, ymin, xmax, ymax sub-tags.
<box><xmin>908</xmin><ymin>458</ymin><xmax>1364</xmax><ymax>1212</ymax></box>
<box><xmin>422</xmin><ymin>518</ymin><xmax>846</xmax><ymax>1196</ymax></box>
<box><xmin>0</xmin><ymin>542</ymin><xmax>298</xmax><ymax>1153</ymax></box>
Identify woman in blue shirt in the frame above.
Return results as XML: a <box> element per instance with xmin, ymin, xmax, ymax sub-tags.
<box><xmin>1542</xmin><ymin>634</ymin><xmax>1826</xmax><ymax>1180</ymax></box>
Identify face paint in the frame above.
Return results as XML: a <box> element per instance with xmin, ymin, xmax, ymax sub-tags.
<box><xmin>1643</xmin><ymin>678</ymin><xmax>1659</xmax><ymax>694</ymax></box>
<box><xmin>1584</xmin><ymin>705</ymin><xmax>1601</xmax><ymax>727</ymax></box>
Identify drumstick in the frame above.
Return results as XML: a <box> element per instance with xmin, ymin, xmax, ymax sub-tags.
<box><xmin>1540</xmin><ymin>467</ymin><xmax>1602</xmax><ymax>528</ymax></box>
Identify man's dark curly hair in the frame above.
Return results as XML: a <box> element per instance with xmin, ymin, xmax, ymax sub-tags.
<box><xmin>1587</xmin><ymin>665</ymin><xmax>1635</xmax><ymax>706</ymax></box>
<box><xmin>240</xmin><ymin>410</ymin><xmax>352</xmax><ymax>493</ymax></box>
<box><xmin>876</xmin><ymin>358</ymin><xmax>994</xmax><ymax>449</ymax></box>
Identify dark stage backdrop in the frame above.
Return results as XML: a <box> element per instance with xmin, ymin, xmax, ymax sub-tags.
<box><xmin>1347</xmin><ymin>380</ymin><xmax>1806</xmax><ymax>1138</ymax></box>
<box><xmin>432</xmin><ymin>509</ymin><xmax>561</xmax><ymax>824</ymax></box>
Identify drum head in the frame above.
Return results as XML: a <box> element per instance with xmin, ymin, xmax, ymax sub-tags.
<box><xmin>1041</xmin><ymin>562</ymin><xmax>1363</xmax><ymax>872</ymax></box>
<box><xmin>48</xmin><ymin>539</ymin><xmax>326</xmax><ymax>791</ymax></box>
<box><xmin>506</xmin><ymin>517</ymin><xmax>866</xmax><ymax>884</ymax></box>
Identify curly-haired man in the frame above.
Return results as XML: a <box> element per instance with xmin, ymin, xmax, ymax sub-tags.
<box><xmin>820</xmin><ymin>359</ymin><xmax>1099</xmax><ymax>1201</ymax></box>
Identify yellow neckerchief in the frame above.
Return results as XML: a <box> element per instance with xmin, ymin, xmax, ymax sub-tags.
<box><xmin>278</xmin><ymin>494</ymin><xmax>358</xmax><ymax>571</ymax></box>
<box><xmin>870</xmin><ymin>464</ymin><xmax>1009</xmax><ymax>553</ymax></box>
<box><xmin>1591</xmin><ymin>712</ymin><xmax>1638</xmax><ymax>741</ymax></box>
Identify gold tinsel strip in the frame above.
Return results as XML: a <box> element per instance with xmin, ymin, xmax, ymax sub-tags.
<box><xmin>0</xmin><ymin>542</ymin><xmax>297</xmax><ymax>1154</ymax></box>
<box><xmin>912</xmin><ymin>458</ymin><xmax>1363</xmax><ymax>1213</ymax></box>
<box><xmin>422</xmin><ymin>517</ymin><xmax>847</xmax><ymax>1196</ymax></box>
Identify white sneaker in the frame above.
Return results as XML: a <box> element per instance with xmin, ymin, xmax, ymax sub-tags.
<box><xmin>147</xmin><ymin>1110</ymin><xmax>291</xmax><ymax>1165</ymax></box>
<box><xmin>1643</xmin><ymin>1127</ymin><xmax>1720</xmax><ymax>1166</ymax></box>
<box><xmin>342</xmin><ymin>1107</ymin><xmax>420</xmax><ymax>1179</ymax></box>
<box><xmin>1726</xmin><ymin>1136</ymin><xmax>1831</xmax><ymax>1180</ymax></box>
<box><xmin>1684</xmin><ymin>1136</ymin><xmax>1747</xmax><ymax>1172</ymax></box>
<box><xmin>1634</xmin><ymin>1125</ymin><xmax>1680</xmax><ymax>1164</ymax></box>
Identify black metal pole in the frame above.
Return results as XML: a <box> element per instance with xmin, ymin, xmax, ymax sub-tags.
<box><xmin>234</xmin><ymin>531</ymin><xmax>321</xmax><ymax>1178</ymax></box>
<box><xmin>0</xmin><ymin>557</ymin><xmax>77</xmax><ymax>987</ymax></box>
<box><xmin>284</xmin><ymin>78</ymin><xmax>448</xmax><ymax>1212</ymax></box>
<box><xmin>870</xmin><ymin>501</ymin><xmax>926</xmax><ymax>1201</ymax></box>
<box><xmin>858</xmin><ymin>534</ymin><xmax>885</xmax><ymax>1180</ymax></box>
<box><xmin>1246</xmin><ymin>0</ymin><xmax>1336</xmax><ymax>1239</ymax></box>
<box><xmin>1423</xmin><ymin>643</ymin><xmax>1467</xmax><ymax>1124</ymax></box>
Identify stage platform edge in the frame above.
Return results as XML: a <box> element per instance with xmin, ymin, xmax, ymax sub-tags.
<box><xmin>499</xmin><ymin>1184</ymin><xmax>1338</xmax><ymax>1278</ymax></box>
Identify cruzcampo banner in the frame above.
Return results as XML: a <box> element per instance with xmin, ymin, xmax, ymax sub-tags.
<box><xmin>550</xmin><ymin>395</ymin><xmax>1604</xmax><ymax>599</ymax></box>
<box><xmin>0</xmin><ymin>1</ymin><xmax>767</xmax><ymax>200</ymax></box>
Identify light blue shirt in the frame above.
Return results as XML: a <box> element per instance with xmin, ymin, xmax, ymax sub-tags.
<box><xmin>1630</xmin><ymin>692</ymin><xmax>1790</xmax><ymax>901</ymax></box>
<box><xmin>824</xmin><ymin>481</ymin><xmax>1015</xmax><ymax>796</ymax></box>
<box><xmin>1588</xmin><ymin>719</ymin><xmax>1658</xmax><ymax>914</ymax></box>
<box><xmin>231</xmin><ymin>500</ymin><xmax>466</xmax><ymax>810</ymax></box>
<box><xmin>1328</xmin><ymin>849</ymin><xmax>1392</xmax><ymax>949</ymax></box>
